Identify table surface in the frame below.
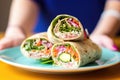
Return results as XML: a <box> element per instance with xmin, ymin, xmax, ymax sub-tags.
<box><xmin>0</xmin><ymin>32</ymin><xmax>120</xmax><ymax>80</ymax></box>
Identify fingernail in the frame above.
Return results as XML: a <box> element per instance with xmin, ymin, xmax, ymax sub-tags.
<box><xmin>0</xmin><ymin>46</ymin><xmax>2</xmax><ymax>50</ymax></box>
<box><xmin>0</xmin><ymin>45</ymin><xmax>4</xmax><ymax>50</ymax></box>
<box><xmin>112</xmin><ymin>45</ymin><xmax>119</xmax><ymax>51</ymax></box>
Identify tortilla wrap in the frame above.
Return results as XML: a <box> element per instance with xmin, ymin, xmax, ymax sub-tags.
<box><xmin>47</xmin><ymin>14</ymin><xmax>84</xmax><ymax>43</ymax></box>
<box><xmin>51</xmin><ymin>39</ymin><xmax>101</xmax><ymax>68</ymax></box>
<box><xmin>21</xmin><ymin>32</ymin><xmax>53</xmax><ymax>59</ymax></box>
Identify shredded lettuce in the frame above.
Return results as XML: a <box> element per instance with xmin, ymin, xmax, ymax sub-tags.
<box><xmin>59</xmin><ymin>20</ymin><xmax>80</xmax><ymax>33</ymax></box>
<box><xmin>40</xmin><ymin>57</ymin><xmax>54</xmax><ymax>64</ymax></box>
<box><xmin>24</xmin><ymin>39</ymin><xmax>45</xmax><ymax>51</ymax></box>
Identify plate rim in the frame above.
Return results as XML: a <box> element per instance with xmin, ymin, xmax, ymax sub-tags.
<box><xmin>0</xmin><ymin>47</ymin><xmax>120</xmax><ymax>73</ymax></box>
<box><xmin>0</xmin><ymin>56</ymin><xmax>120</xmax><ymax>73</ymax></box>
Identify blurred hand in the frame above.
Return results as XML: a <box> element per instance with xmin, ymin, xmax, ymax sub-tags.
<box><xmin>0</xmin><ymin>27</ymin><xmax>26</xmax><ymax>50</ymax></box>
<box><xmin>0</xmin><ymin>36</ymin><xmax>25</xmax><ymax>50</ymax></box>
<box><xmin>90</xmin><ymin>34</ymin><xmax>118</xmax><ymax>51</ymax></box>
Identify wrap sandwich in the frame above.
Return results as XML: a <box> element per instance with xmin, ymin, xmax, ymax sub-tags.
<box><xmin>21</xmin><ymin>32</ymin><xmax>53</xmax><ymax>59</ymax></box>
<box><xmin>51</xmin><ymin>39</ymin><xmax>101</xmax><ymax>68</ymax></box>
<box><xmin>47</xmin><ymin>14</ymin><xmax>84</xmax><ymax>43</ymax></box>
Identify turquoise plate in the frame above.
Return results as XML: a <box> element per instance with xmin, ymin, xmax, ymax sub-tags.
<box><xmin>0</xmin><ymin>46</ymin><xmax>120</xmax><ymax>74</ymax></box>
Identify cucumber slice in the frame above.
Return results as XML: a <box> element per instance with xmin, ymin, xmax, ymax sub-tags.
<box><xmin>59</xmin><ymin>53</ymin><xmax>71</xmax><ymax>63</ymax></box>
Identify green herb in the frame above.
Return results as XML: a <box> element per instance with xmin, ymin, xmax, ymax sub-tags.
<box><xmin>40</xmin><ymin>58</ymin><xmax>50</xmax><ymax>61</ymax></box>
<box><xmin>24</xmin><ymin>45</ymin><xmax>31</xmax><ymax>51</ymax></box>
<box><xmin>32</xmin><ymin>46</ymin><xmax>38</xmax><ymax>49</ymax></box>
<box><xmin>64</xmin><ymin>44</ymin><xmax>71</xmax><ymax>47</ymax></box>
<box><xmin>41</xmin><ymin>60</ymin><xmax>54</xmax><ymax>64</ymax></box>
<box><xmin>24</xmin><ymin>39</ymin><xmax>33</xmax><ymax>51</ymax></box>
<box><xmin>24</xmin><ymin>39</ymin><xmax>45</xmax><ymax>51</ymax></box>
<box><xmin>59</xmin><ymin>20</ymin><xmax>81</xmax><ymax>33</ymax></box>
<box><xmin>40</xmin><ymin>57</ymin><xmax>54</xmax><ymax>64</ymax></box>
<box><xmin>37</xmin><ymin>46</ymin><xmax>45</xmax><ymax>50</ymax></box>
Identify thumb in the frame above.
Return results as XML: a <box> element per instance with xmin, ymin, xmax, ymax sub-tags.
<box><xmin>102</xmin><ymin>36</ymin><xmax>118</xmax><ymax>51</ymax></box>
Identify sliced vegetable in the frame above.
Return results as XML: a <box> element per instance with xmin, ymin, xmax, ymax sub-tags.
<box><xmin>41</xmin><ymin>60</ymin><xmax>54</xmax><ymax>64</ymax></box>
<box><xmin>40</xmin><ymin>57</ymin><xmax>54</xmax><ymax>64</ymax></box>
<box><xmin>59</xmin><ymin>53</ymin><xmax>71</xmax><ymax>63</ymax></box>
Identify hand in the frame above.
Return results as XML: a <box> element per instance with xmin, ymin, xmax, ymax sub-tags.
<box><xmin>0</xmin><ymin>27</ymin><xmax>26</xmax><ymax>50</ymax></box>
<box><xmin>0</xmin><ymin>36</ymin><xmax>25</xmax><ymax>50</ymax></box>
<box><xmin>90</xmin><ymin>34</ymin><xmax>118</xmax><ymax>51</ymax></box>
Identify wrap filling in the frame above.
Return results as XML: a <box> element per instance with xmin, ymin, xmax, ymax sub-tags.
<box><xmin>53</xmin><ymin>43</ymin><xmax>79</xmax><ymax>68</ymax></box>
<box><xmin>53</xmin><ymin>17</ymin><xmax>81</xmax><ymax>40</ymax></box>
<box><xmin>23</xmin><ymin>38</ymin><xmax>53</xmax><ymax>59</ymax></box>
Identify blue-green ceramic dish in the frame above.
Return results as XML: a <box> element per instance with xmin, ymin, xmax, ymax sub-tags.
<box><xmin>0</xmin><ymin>46</ymin><xmax>120</xmax><ymax>74</ymax></box>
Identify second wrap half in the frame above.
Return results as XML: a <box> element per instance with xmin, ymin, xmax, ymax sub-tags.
<box><xmin>51</xmin><ymin>39</ymin><xmax>102</xmax><ymax>68</ymax></box>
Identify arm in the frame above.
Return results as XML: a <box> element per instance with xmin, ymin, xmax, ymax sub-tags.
<box><xmin>0</xmin><ymin>0</ymin><xmax>39</xmax><ymax>49</ymax></box>
<box><xmin>90</xmin><ymin>0</ymin><xmax>120</xmax><ymax>50</ymax></box>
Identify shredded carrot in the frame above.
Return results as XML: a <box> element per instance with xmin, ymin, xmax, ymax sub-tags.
<box><xmin>54</xmin><ymin>52</ymin><xmax>57</xmax><ymax>57</ymax></box>
<box><xmin>74</xmin><ymin>52</ymin><xmax>79</xmax><ymax>60</ymax></box>
<box><xmin>69</xmin><ymin>48</ymin><xmax>74</xmax><ymax>56</ymax></box>
<box><xmin>66</xmin><ymin>46</ymin><xmax>79</xmax><ymax>61</ymax></box>
<box><xmin>72</xmin><ymin>19</ymin><xmax>79</xmax><ymax>26</ymax></box>
<box><xmin>65</xmin><ymin>47</ymin><xmax>70</xmax><ymax>52</ymax></box>
<box><xmin>45</xmin><ymin>49</ymin><xmax>50</xmax><ymax>54</ymax></box>
<box><xmin>75</xmin><ymin>58</ymin><xmax>79</xmax><ymax>61</ymax></box>
<box><xmin>53</xmin><ymin>49</ymin><xmax>59</xmax><ymax>57</ymax></box>
<box><xmin>53</xmin><ymin>49</ymin><xmax>59</xmax><ymax>53</ymax></box>
<box><xmin>69</xmin><ymin>47</ymin><xmax>73</xmax><ymax>52</ymax></box>
<box><xmin>36</xmin><ymin>41</ymin><xmax>41</xmax><ymax>46</ymax></box>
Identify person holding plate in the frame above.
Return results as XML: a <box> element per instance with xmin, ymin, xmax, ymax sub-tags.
<box><xmin>0</xmin><ymin>0</ymin><xmax>120</xmax><ymax>51</ymax></box>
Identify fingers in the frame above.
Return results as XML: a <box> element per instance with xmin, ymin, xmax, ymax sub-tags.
<box><xmin>0</xmin><ymin>37</ymin><xmax>24</xmax><ymax>50</ymax></box>
<box><xmin>90</xmin><ymin>35</ymin><xmax>103</xmax><ymax>47</ymax></box>
<box><xmin>90</xmin><ymin>35</ymin><xmax>119</xmax><ymax>51</ymax></box>
<box><xmin>101</xmin><ymin>36</ymin><xmax>118</xmax><ymax>51</ymax></box>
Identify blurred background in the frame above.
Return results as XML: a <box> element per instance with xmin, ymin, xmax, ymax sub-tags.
<box><xmin>0</xmin><ymin>0</ymin><xmax>11</xmax><ymax>32</ymax></box>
